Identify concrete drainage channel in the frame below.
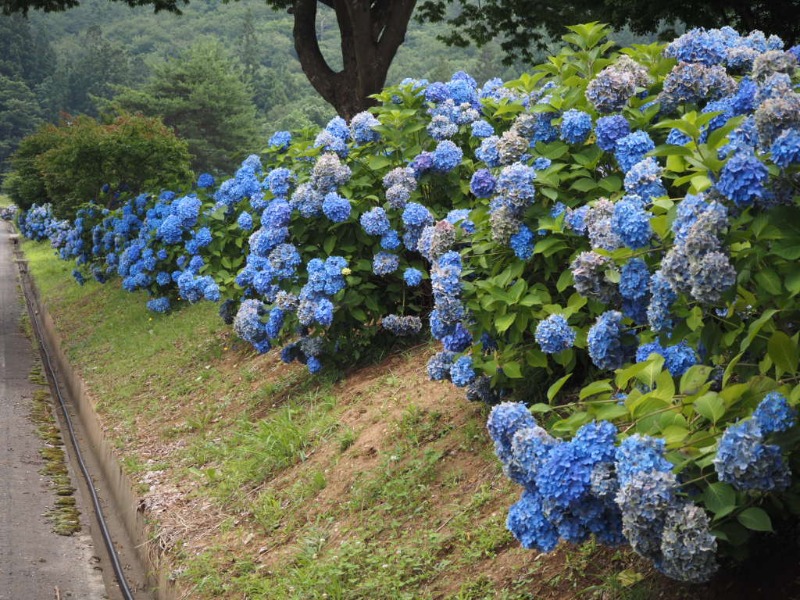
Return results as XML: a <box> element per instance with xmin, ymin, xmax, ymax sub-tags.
<box><xmin>9</xmin><ymin>227</ymin><xmax>174</xmax><ymax>600</ymax></box>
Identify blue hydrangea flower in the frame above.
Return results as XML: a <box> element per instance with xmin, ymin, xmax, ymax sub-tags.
<box><xmin>237</xmin><ymin>211</ymin><xmax>254</xmax><ymax>231</ymax></box>
<box><xmin>442</xmin><ymin>322</ymin><xmax>472</xmax><ymax>352</ymax></box>
<box><xmin>475</xmin><ymin>136</ymin><xmax>500</xmax><ymax>167</ymax></box>
<box><xmin>664</xmin><ymin>342</ymin><xmax>698</xmax><ymax>377</ymax></box>
<box><xmin>624</xmin><ymin>157</ymin><xmax>666</xmax><ymax>202</ymax></box>
<box><xmin>615</xmin><ymin>131</ymin><xmax>656</xmax><ymax>173</ymax></box>
<box><xmin>753</xmin><ymin>392</ymin><xmax>797</xmax><ymax>434</ymax></box>
<box><xmin>714</xmin><ymin>419</ymin><xmax>791</xmax><ymax>491</ymax></box>
<box><xmin>588</xmin><ymin>311</ymin><xmax>628</xmax><ymax>370</ymax></box>
<box><xmin>560</xmin><ymin>109</ymin><xmax>593</xmax><ymax>144</ymax></box>
<box><xmin>659</xmin><ymin>504</ymin><xmax>718</xmax><ymax>584</ymax></box>
<box><xmin>146</xmin><ymin>297</ymin><xmax>170</xmax><ymax>313</ymax></box>
<box><xmin>402</xmin><ymin>202</ymin><xmax>434</xmax><ymax>229</ymax></box>
<box><xmin>350</xmin><ymin>111</ymin><xmax>381</xmax><ymax>144</ymax></box>
<box><xmin>360</xmin><ymin>207</ymin><xmax>390</xmax><ymax>236</ymax></box>
<box><xmin>377</xmin><ymin>229</ymin><xmax>400</xmax><ymax>250</ymax></box>
<box><xmin>268</xmin><ymin>130</ymin><xmax>292</xmax><ymax>151</ymax></box>
<box><xmin>509</xmin><ymin>225</ymin><xmax>535</xmax><ymax>260</ymax></box>
<box><xmin>507</xmin><ymin>490</ymin><xmax>560</xmax><ymax>552</ymax></box>
<box><xmin>470</xmin><ymin>169</ymin><xmax>497</xmax><ymax>198</ymax></box>
<box><xmin>487</xmin><ymin>402</ymin><xmax>538</xmax><ymax>463</ymax></box>
<box><xmin>427</xmin><ymin>350</ymin><xmax>456</xmax><ymax>381</ymax></box>
<box><xmin>595</xmin><ymin>115</ymin><xmax>631</xmax><ymax>152</ymax></box>
<box><xmin>619</xmin><ymin>258</ymin><xmax>650</xmax><ymax>300</ymax></box>
<box><xmin>535</xmin><ymin>315</ymin><xmax>576</xmax><ymax>354</ymax></box>
<box><xmin>611</xmin><ymin>197</ymin><xmax>652</xmax><ymax>250</ymax></box>
<box><xmin>372</xmin><ymin>251</ymin><xmax>399</xmax><ymax>275</ymax></box>
<box><xmin>471</xmin><ymin>119</ymin><xmax>494</xmax><ymax>138</ymax></box>
<box><xmin>382</xmin><ymin>314</ymin><xmax>423</xmax><ymax>336</ymax></box>
<box><xmin>197</xmin><ymin>173</ymin><xmax>215</xmax><ymax>189</ymax></box>
<box><xmin>665</xmin><ymin>28</ymin><xmax>728</xmax><ymax>66</ymax></box>
<box><xmin>770</xmin><ymin>128</ymin><xmax>800</xmax><ymax>168</ymax></box>
<box><xmin>403</xmin><ymin>268</ymin><xmax>423</xmax><ymax>286</ymax></box>
<box><xmin>432</xmin><ymin>140</ymin><xmax>463</xmax><ymax>172</ymax></box>
<box><xmin>267</xmin><ymin>168</ymin><xmax>294</xmax><ymax>197</ymax></box>
<box><xmin>715</xmin><ymin>150</ymin><xmax>768</xmax><ymax>206</ymax></box>
<box><xmin>322</xmin><ymin>192</ymin><xmax>351</xmax><ymax>223</ymax></box>
<box><xmin>647</xmin><ymin>271</ymin><xmax>677</xmax><ymax>333</ymax></box>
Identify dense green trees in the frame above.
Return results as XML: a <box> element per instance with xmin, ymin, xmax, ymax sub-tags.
<box><xmin>109</xmin><ymin>39</ymin><xmax>261</xmax><ymax>174</ymax></box>
<box><xmin>5</xmin><ymin>113</ymin><xmax>192</xmax><ymax>217</ymax></box>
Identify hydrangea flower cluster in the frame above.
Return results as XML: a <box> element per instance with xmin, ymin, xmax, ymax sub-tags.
<box><xmin>487</xmin><ymin>404</ymin><xmax>717</xmax><ymax>582</ymax></box>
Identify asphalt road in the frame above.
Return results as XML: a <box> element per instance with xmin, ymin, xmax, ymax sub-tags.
<box><xmin>0</xmin><ymin>223</ymin><xmax>108</xmax><ymax>600</ymax></box>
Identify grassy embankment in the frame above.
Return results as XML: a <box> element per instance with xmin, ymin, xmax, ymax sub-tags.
<box><xmin>22</xmin><ymin>237</ymin><xmax>692</xmax><ymax>600</ymax></box>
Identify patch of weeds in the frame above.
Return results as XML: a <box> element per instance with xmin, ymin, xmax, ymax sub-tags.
<box><xmin>348</xmin><ymin>448</ymin><xmax>442</xmax><ymax>516</ymax></box>
<box><xmin>30</xmin><ymin>375</ymin><xmax>80</xmax><ymax>536</ymax></box>
<box><xmin>338</xmin><ymin>427</ymin><xmax>357</xmax><ymax>452</ymax></box>
<box><xmin>276</xmin><ymin>528</ymin><xmax>447</xmax><ymax>599</ymax></box>
<box><xmin>395</xmin><ymin>404</ymin><xmax>450</xmax><ymax>447</ymax></box>
<box><xmin>189</xmin><ymin>389</ymin><xmax>342</xmax><ymax>510</ymax></box>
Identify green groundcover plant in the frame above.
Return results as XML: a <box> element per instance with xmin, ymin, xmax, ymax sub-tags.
<box><xmin>15</xmin><ymin>22</ymin><xmax>800</xmax><ymax>583</ymax></box>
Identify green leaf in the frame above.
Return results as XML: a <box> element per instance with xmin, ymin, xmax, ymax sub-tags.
<box><xmin>680</xmin><ymin>365</ymin><xmax>713</xmax><ymax>395</ymax></box>
<box><xmin>768</xmin><ymin>330</ymin><xmax>798</xmax><ymax>376</ymax></box>
<box><xmin>755</xmin><ymin>270</ymin><xmax>783</xmax><ymax>296</ymax></box>
<box><xmin>502</xmin><ymin>361</ymin><xmax>523</xmax><ymax>378</ymax></box>
<box><xmin>570</xmin><ymin>178</ymin><xmax>597</xmax><ymax>192</ymax></box>
<box><xmin>495</xmin><ymin>313</ymin><xmax>516</xmax><ymax>333</ymax></box>
<box><xmin>686</xmin><ymin>306</ymin><xmax>703</xmax><ymax>331</ymax></box>
<box><xmin>740</xmin><ymin>309</ymin><xmax>777</xmax><ymax>353</ymax></box>
<box><xmin>598</xmin><ymin>175</ymin><xmax>622</xmax><ymax>193</ymax></box>
<box><xmin>703</xmin><ymin>482</ymin><xmax>737</xmax><ymax>518</ymax></box>
<box><xmin>547</xmin><ymin>373</ymin><xmax>572</xmax><ymax>402</ymax></box>
<box><xmin>737</xmin><ymin>507</ymin><xmax>773</xmax><ymax>532</ymax></box>
<box><xmin>694</xmin><ymin>392</ymin><xmax>726</xmax><ymax>424</ymax></box>
<box><xmin>529</xmin><ymin>403</ymin><xmax>553</xmax><ymax>413</ymax></box>
<box><xmin>592</xmin><ymin>403</ymin><xmax>628</xmax><ymax>421</ymax></box>
<box><xmin>323</xmin><ymin>235</ymin><xmax>337</xmax><ymax>255</ymax></box>
<box><xmin>652</xmin><ymin>369</ymin><xmax>675</xmax><ymax>400</ymax></box>
<box><xmin>579</xmin><ymin>379</ymin><xmax>613</xmax><ymax>400</ymax></box>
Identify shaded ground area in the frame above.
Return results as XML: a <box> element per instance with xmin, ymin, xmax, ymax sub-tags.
<box><xmin>0</xmin><ymin>224</ymin><xmax>108</xmax><ymax>598</ymax></box>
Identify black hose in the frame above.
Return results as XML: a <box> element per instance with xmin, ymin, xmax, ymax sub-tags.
<box><xmin>18</xmin><ymin>265</ymin><xmax>137</xmax><ymax>600</ymax></box>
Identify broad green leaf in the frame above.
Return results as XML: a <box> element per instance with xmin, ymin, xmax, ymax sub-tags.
<box><xmin>529</xmin><ymin>403</ymin><xmax>553</xmax><ymax>413</ymax></box>
<box><xmin>768</xmin><ymin>330</ymin><xmax>798</xmax><ymax>376</ymax></box>
<box><xmin>754</xmin><ymin>270</ymin><xmax>783</xmax><ymax>296</ymax></box>
<box><xmin>694</xmin><ymin>392</ymin><xmax>726</xmax><ymax>424</ymax></box>
<box><xmin>592</xmin><ymin>403</ymin><xmax>629</xmax><ymax>421</ymax></box>
<box><xmin>547</xmin><ymin>373</ymin><xmax>572</xmax><ymax>402</ymax></box>
<box><xmin>323</xmin><ymin>235</ymin><xmax>337</xmax><ymax>255</ymax></box>
<box><xmin>652</xmin><ymin>369</ymin><xmax>675</xmax><ymax>400</ymax></box>
<box><xmin>495</xmin><ymin>313</ymin><xmax>516</xmax><ymax>333</ymax></box>
<box><xmin>579</xmin><ymin>379</ymin><xmax>613</xmax><ymax>400</ymax></box>
<box><xmin>737</xmin><ymin>507</ymin><xmax>773</xmax><ymax>532</ymax></box>
<box><xmin>502</xmin><ymin>361</ymin><xmax>523</xmax><ymax>378</ymax></box>
<box><xmin>703</xmin><ymin>482</ymin><xmax>737</xmax><ymax>518</ymax></box>
<box><xmin>680</xmin><ymin>365</ymin><xmax>713</xmax><ymax>395</ymax></box>
<box><xmin>740</xmin><ymin>309</ymin><xmax>777</xmax><ymax>353</ymax></box>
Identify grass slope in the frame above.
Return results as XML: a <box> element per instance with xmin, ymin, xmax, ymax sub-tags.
<box><xmin>23</xmin><ymin>239</ymin><xmax>730</xmax><ymax>600</ymax></box>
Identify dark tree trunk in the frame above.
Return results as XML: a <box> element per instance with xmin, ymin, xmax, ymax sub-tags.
<box><xmin>293</xmin><ymin>0</ymin><xmax>417</xmax><ymax>119</ymax></box>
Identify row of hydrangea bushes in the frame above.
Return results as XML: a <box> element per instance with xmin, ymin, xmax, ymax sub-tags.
<box><xmin>15</xmin><ymin>22</ymin><xmax>800</xmax><ymax>584</ymax></box>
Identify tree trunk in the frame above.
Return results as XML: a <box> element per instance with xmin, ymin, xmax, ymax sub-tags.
<box><xmin>292</xmin><ymin>0</ymin><xmax>417</xmax><ymax>119</ymax></box>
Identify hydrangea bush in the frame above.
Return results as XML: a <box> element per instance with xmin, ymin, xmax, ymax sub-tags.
<box><xmin>17</xmin><ymin>22</ymin><xmax>800</xmax><ymax>583</ymax></box>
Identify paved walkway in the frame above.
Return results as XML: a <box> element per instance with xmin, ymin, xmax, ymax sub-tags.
<box><xmin>0</xmin><ymin>223</ymin><xmax>108</xmax><ymax>599</ymax></box>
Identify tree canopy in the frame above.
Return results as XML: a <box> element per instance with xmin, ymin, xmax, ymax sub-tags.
<box><xmin>7</xmin><ymin>0</ymin><xmax>799</xmax><ymax>118</ymax></box>
<box><xmin>109</xmin><ymin>39</ymin><xmax>261</xmax><ymax>174</ymax></box>
<box><xmin>416</xmin><ymin>0</ymin><xmax>800</xmax><ymax>64</ymax></box>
